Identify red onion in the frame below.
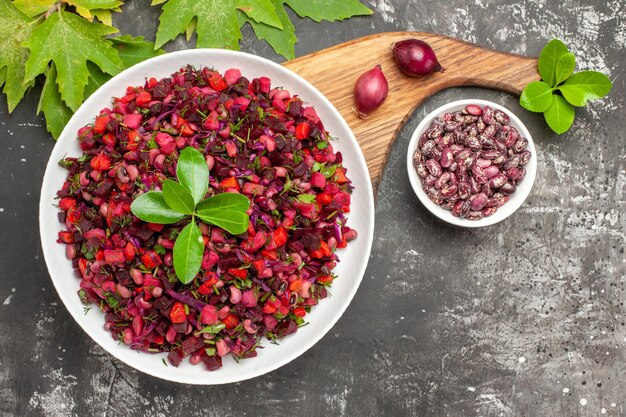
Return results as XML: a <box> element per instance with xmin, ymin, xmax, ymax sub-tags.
<box><xmin>353</xmin><ymin>65</ymin><xmax>388</xmax><ymax>118</ymax></box>
<box><xmin>392</xmin><ymin>39</ymin><xmax>444</xmax><ymax>76</ymax></box>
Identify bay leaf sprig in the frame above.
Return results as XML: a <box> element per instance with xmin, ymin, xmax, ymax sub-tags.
<box><xmin>520</xmin><ymin>39</ymin><xmax>612</xmax><ymax>134</ymax></box>
<box><xmin>130</xmin><ymin>147</ymin><xmax>250</xmax><ymax>284</ymax></box>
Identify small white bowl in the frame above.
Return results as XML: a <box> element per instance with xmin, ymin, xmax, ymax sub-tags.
<box><xmin>406</xmin><ymin>99</ymin><xmax>537</xmax><ymax>227</ymax></box>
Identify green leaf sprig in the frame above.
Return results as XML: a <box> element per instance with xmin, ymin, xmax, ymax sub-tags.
<box><xmin>520</xmin><ymin>39</ymin><xmax>612</xmax><ymax>134</ymax></box>
<box><xmin>130</xmin><ymin>147</ymin><xmax>250</xmax><ymax>284</ymax></box>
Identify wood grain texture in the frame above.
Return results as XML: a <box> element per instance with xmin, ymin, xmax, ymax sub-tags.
<box><xmin>283</xmin><ymin>32</ymin><xmax>540</xmax><ymax>196</ymax></box>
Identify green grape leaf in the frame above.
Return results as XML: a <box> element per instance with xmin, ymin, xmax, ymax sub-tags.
<box><xmin>67</xmin><ymin>0</ymin><xmax>123</xmax><ymax>11</ymax></box>
<box><xmin>154</xmin><ymin>0</ymin><xmax>282</xmax><ymax>49</ymax></box>
<box><xmin>130</xmin><ymin>191</ymin><xmax>187</xmax><ymax>224</ymax></box>
<box><xmin>0</xmin><ymin>0</ymin><xmax>36</xmax><ymax>112</ymax></box>
<box><xmin>22</xmin><ymin>10</ymin><xmax>124</xmax><ymax>112</ymax></box>
<box><xmin>557</xmin><ymin>71</ymin><xmax>612</xmax><ymax>107</ymax></box>
<box><xmin>111</xmin><ymin>35</ymin><xmax>166</xmax><ymax>67</ymax></box>
<box><xmin>239</xmin><ymin>0</ymin><xmax>296</xmax><ymax>59</ymax></box>
<box><xmin>37</xmin><ymin>63</ymin><xmax>73</xmax><ymax>139</ymax></box>
<box><xmin>538</xmin><ymin>39</ymin><xmax>569</xmax><ymax>87</ymax></box>
<box><xmin>284</xmin><ymin>0</ymin><xmax>372</xmax><ymax>22</ymax></box>
<box><xmin>519</xmin><ymin>81</ymin><xmax>554</xmax><ymax>113</ymax></box>
<box><xmin>11</xmin><ymin>0</ymin><xmax>55</xmax><ymax>17</ymax></box>
<box><xmin>173</xmin><ymin>221</ymin><xmax>204</xmax><ymax>284</ymax></box>
<box><xmin>90</xmin><ymin>9</ymin><xmax>114</xmax><ymax>26</ymax></box>
<box><xmin>543</xmin><ymin>95</ymin><xmax>575</xmax><ymax>134</ymax></box>
<box><xmin>84</xmin><ymin>36</ymin><xmax>164</xmax><ymax>109</ymax></box>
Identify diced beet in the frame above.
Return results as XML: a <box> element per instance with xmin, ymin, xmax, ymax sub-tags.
<box><xmin>55</xmin><ymin>65</ymin><xmax>356</xmax><ymax>373</ymax></box>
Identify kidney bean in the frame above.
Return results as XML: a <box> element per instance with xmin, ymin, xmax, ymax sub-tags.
<box><xmin>515</xmin><ymin>168</ymin><xmax>526</xmax><ymax>183</ymax></box>
<box><xmin>464</xmin><ymin>104</ymin><xmax>483</xmax><ymax>116</ymax></box>
<box><xmin>472</xmin><ymin>166</ymin><xmax>488</xmax><ymax>184</ymax></box>
<box><xmin>444</xmin><ymin>121</ymin><xmax>462</xmax><ymax>132</ymax></box>
<box><xmin>482</xmin><ymin>106</ymin><xmax>494</xmax><ymax>124</ymax></box>
<box><xmin>482</xmin><ymin>206</ymin><xmax>497</xmax><ymax>217</ymax></box>
<box><xmin>450</xmin><ymin>144</ymin><xmax>463</xmax><ymax>155</ymax></box>
<box><xmin>440</xmin><ymin>148</ymin><xmax>454</xmax><ymax>168</ymax></box>
<box><xmin>413</xmin><ymin>150</ymin><xmax>422</xmax><ymax>166</ymax></box>
<box><xmin>514</xmin><ymin>137</ymin><xmax>528</xmax><ymax>153</ymax></box>
<box><xmin>469</xmin><ymin>176</ymin><xmax>481</xmax><ymax>194</ymax></box>
<box><xmin>519</xmin><ymin>150</ymin><xmax>531</xmax><ymax>165</ymax></box>
<box><xmin>481</xmin><ymin>183</ymin><xmax>493</xmax><ymax>197</ymax></box>
<box><xmin>428</xmin><ymin>127</ymin><xmax>443</xmax><ymax>139</ymax></box>
<box><xmin>492</xmin><ymin>155</ymin><xmax>506</xmax><ymax>166</ymax></box>
<box><xmin>504</xmin><ymin>129</ymin><xmax>518</xmax><ymax>148</ymax></box>
<box><xmin>506</xmin><ymin>167</ymin><xmax>521</xmax><ymax>181</ymax></box>
<box><xmin>458</xmin><ymin>182</ymin><xmax>471</xmax><ymax>200</ymax></box>
<box><xmin>449</xmin><ymin>161</ymin><xmax>458</xmax><ymax>171</ymax></box>
<box><xmin>506</xmin><ymin>155</ymin><xmax>522</xmax><ymax>170</ymax></box>
<box><xmin>476</xmin><ymin>158</ymin><xmax>492</xmax><ymax>168</ymax></box>
<box><xmin>416</xmin><ymin>163</ymin><xmax>428</xmax><ymax>178</ymax></box>
<box><xmin>425</xmin><ymin>159</ymin><xmax>442</xmax><ymax>177</ymax></box>
<box><xmin>480</xmin><ymin>150</ymin><xmax>500</xmax><ymax>160</ymax></box>
<box><xmin>483</xmin><ymin>166</ymin><xmax>500</xmax><ymax>179</ymax></box>
<box><xmin>494</xmin><ymin>110</ymin><xmax>509</xmax><ymax>124</ymax></box>
<box><xmin>424</xmin><ymin>175</ymin><xmax>437</xmax><ymax>187</ymax></box>
<box><xmin>483</xmin><ymin>125</ymin><xmax>496</xmax><ymax>139</ymax></box>
<box><xmin>421</xmin><ymin>140</ymin><xmax>436</xmax><ymax>155</ymax></box>
<box><xmin>440</xmin><ymin>184</ymin><xmax>458</xmax><ymax>198</ymax></box>
<box><xmin>467</xmin><ymin>211</ymin><xmax>484</xmax><ymax>220</ymax></box>
<box><xmin>499</xmin><ymin>181</ymin><xmax>516</xmax><ymax>194</ymax></box>
<box><xmin>467</xmin><ymin>136</ymin><xmax>481</xmax><ymax>150</ymax></box>
<box><xmin>489</xmin><ymin>173</ymin><xmax>508</xmax><ymax>189</ymax></box>
<box><xmin>451</xmin><ymin>200</ymin><xmax>463</xmax><ymax>217</ymax></box>
<box><xmin>469</xmin><ymin>193</ymin><xmax>488</xmax><ymax>211</ymax></box>
<box><xmin>435</xmin><ymin>172</ymin><xmax>451</xmax><ymax>189</ymax></box>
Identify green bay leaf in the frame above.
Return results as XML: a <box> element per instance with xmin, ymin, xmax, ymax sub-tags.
<box><xmin>554</xmin><ymin>52</ymin><xmax>575</xmax><ymax>85</ymax></box>
<box><xmin>519</xmin><ymin>81</ymin><xmax>554</xmax><ymax>113</ymax></box>
<box><xmin>196</xmin><ymin>193</ymin><xmax>250</xmax><ymax>213</ymax></box>
<box><xmin>173</xmin><ymin>221</ymin><xmax>204</xmax><ymax>284</ymax></box>
<box><xmin>557</xmin><ymin>70</ymin><xmax>612</xmax><ymax>107</ymax></box>
<box><xmin>544</xmin><ymin>95</ymin><xmax>575</xmax><ymax>135</ymax></box>
<box><xmin>162</xmin><ymin>179</ymin><xmax>196</xmax><ymax>215</ymax></box>
<box><xmin>130</xmin><ymin>191</ymin><xmax>187</xmax><ymax>224</ymax></box>
<box><xmin>197</xmin><ymin>210</ymin><xmax>249</xmax><ymax>235</ymax></box>
<box><xmin>177</xmin><ymin>147</ymin><xmax>209</xmax><ymax>205</ymax></box>
<box><xmin>538</xmin><ymin>39</ymin><xmax>569</xmax><ymax>87</ymax></box>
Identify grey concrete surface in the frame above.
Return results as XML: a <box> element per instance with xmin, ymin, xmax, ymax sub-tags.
<box><xmin>0</xmin><ymin>1</ymin><xmax>624</xmax><ymax>416</ymax></box>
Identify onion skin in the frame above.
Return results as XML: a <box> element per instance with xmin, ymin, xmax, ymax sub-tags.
<box><xmin>392</xmin><ymin>39</ymin><xmax>444</xmax><ymax>76</ymax></box>
<box><xmin>353</xmin><ymin>65</ymin><xmax>389</xmax><ymax>118</ymax></box>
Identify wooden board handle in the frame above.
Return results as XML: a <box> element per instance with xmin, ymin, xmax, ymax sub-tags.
<box><xmin>283</xmin><ymin>32</ymin><xmax>540</xmax><ymax>196</ymax></box>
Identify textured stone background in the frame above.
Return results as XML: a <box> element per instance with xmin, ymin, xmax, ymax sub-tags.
<box><xmin>0</xmin><ymin>1</ymin><xmax>624</xmax><ymax>416</ymax></box>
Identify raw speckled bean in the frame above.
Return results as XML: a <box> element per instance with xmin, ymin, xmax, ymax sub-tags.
<box><xmin>413</xmin><ymin>104</ymin><xmax>532</xmax><ymax>220</ymax></box>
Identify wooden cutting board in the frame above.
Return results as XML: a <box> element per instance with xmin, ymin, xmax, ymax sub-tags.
<box><xmin>283</xmin><ymin>32</ymin><xmax>540</xmax><ymax>196</ymax></box>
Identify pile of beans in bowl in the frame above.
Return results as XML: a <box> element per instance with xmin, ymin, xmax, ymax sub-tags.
<box><xmin>412</xmin><ymin>104</ymin><xmax>531</xmax><ymax>220</ymax></box>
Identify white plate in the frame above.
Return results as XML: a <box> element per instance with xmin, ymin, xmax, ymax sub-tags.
<box><xmin>406</xmin><ymin>99</ymin><xmax>537</xmax><ymax>227</ymax></box>
<box><xmin>39</xmin><ymin>49</ymin><xmax>374</xmax><ymax>384</ymax></box>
